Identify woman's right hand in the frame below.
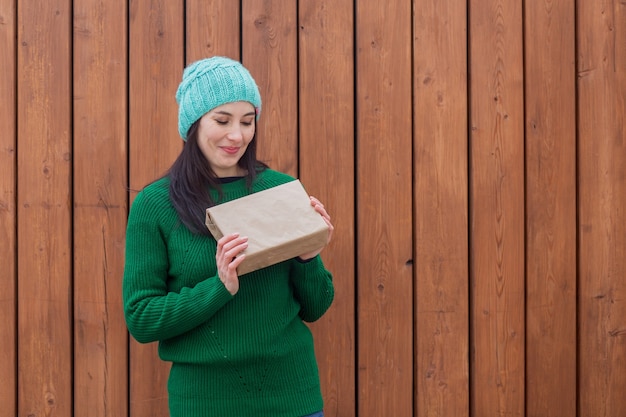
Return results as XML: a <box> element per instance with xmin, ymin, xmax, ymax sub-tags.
<box><xmin>216</xmin><ymin>233</ymin><xmax>248</xmax><ymax>295</ymax></box>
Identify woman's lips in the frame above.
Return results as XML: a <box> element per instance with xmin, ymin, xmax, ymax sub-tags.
<box><xmin>222</xmin><ymin>146</ymin><xmax>240</xmax><ymax>154</ymax></box>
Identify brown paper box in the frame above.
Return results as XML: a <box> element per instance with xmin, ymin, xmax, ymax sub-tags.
<box><xmin>205</xmin><ymin>180</ymin><xmax>329</xmax><ymax>275</ymax></box>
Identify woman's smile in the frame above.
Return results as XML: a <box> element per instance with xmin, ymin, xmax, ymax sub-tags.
<box><xmin>221</xmin><ymin>146</ymin><xmax>241</xmax><ymax>154</ymax></box>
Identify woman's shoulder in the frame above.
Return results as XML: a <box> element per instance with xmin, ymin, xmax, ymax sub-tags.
<box><xmin>130</xmin><ymin>177</ymin><xmax>172</xmax><ymax>213</ymax></box>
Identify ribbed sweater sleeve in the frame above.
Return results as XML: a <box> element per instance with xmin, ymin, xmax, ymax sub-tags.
<box><xmin>123</xmin><ymin>184</ymin><xmax>233</xmax><ymax>343</ymax></box>
<box><xmin>290</xmin><ymin>255</ymin><xmax>334</xmax><ymax>322</ymax></box>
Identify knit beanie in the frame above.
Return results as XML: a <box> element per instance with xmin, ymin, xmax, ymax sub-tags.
<box><xmin>176</xmin><ymin>56</ymin><xmax>262</xmax><ymax>140</ymax></box>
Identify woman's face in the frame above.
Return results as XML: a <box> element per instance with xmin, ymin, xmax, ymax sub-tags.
<box><xmin>197</xmin><ymin>101</ymin><xmax>256</xmax><ymax>177</ymax></box>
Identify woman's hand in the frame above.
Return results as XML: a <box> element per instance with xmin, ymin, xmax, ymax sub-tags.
<box><xmin>216</xmin><ymin>233</ymin><xmax>248</xmax><ymax>295</ymax></box>
<box><xmin>298</xmin><ymin>196</ymin><xmax>334</xmax><ymax>261</ymax></box>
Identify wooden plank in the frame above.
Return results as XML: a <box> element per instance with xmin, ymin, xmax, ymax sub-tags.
<box><xmin>413</xmin><ymin>0</ymin><xmax>470</xmax><ymax>415</ymax></box>
<box><xmin>17</xmin><ymin>0</ymin><xmax>72</xmax><ymax>416</ymax></box>
<box><xmin>241</xmin><ymin>0</ymin><xmax>298</xmax><ymax>176</ymax></box>
<box><xmin>468</xmin><ymin>0</ymin><xmax>526</xmax><ymax>415</ymax></box>
<box><xmin>186</xmin><ymin>0</ymin><xmax>240</xmax><ymax>63</ymax></box>
<box><xmin>577</xmin><ymin>0</ymin><xmax>626</xmax><ymax>415</ymax></box>
<box><xmin>524</xmin><ymin>0</ymin><xmax>577</xmax><ymax>415</ymax></box>
<box><xmin>298</xmin><ymin>1</ymin><xmax>355</xmax><ymax>416</ymax></box>
<box><xmin>73</xmin><ymin>1</ymin><xmax>128</xmax><ymax>416</ymax></box>
<box><xmin>0</xmin><ymin>0</ymin><xmax>16</xmax><ymax>415</ymax></box>
<box><xmin>129</xmin><ymin>0</ymin><xmax>183</xmax><ymax>191</ymax></box>
<box><xmin>128</xmin><ymin>1</ymin><xmax>184</xmax><ymax>416</ymax></box>
<box><xmin>356</xmin><ymin>1</ymin><xmax>414</xmax><ymax>416</ymax></box>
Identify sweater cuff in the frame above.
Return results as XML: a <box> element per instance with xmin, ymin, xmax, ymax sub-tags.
<box><xmin>292</xmin><ymin>255</ymin><xmax>323</xmax><ymax>274</ymax></box>
<box><xmin>296</xmin><ymin>255</ymin><xmax>316</xmax><ymax>264</ymax></box>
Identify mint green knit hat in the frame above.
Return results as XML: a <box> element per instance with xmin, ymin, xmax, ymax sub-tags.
<box><xmin>175</xmin><ymin>56</ymin><xmax>262</xmax><ymax>140</ymax></box>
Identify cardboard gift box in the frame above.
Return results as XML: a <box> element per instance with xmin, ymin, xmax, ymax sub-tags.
<box><xmin>205</xmin><ymin>180</ymin><xmax>329</xmax><ymax>275</ymax></box>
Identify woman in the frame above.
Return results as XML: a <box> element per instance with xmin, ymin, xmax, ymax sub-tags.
<box><xmin>123</xmin><ymin>56</ymin><xmax>334</xmax><ymax>417</ymax></box>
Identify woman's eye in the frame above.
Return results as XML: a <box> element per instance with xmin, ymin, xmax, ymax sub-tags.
<box><xmin>215</xmin><ymin>119</ymin><xmax>228</xmax><ymax>125</ymax></box>
<box><xmin>241</xmin><ymin>121</ymin><xmax>253</xmax><ymax>127</ymax></box>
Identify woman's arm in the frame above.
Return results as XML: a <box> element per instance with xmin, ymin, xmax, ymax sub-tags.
<box><xmin>122</xmin><ymin>190</ymin><xmax>233</xmax><ymax>343</ymax></box>
<box><xmin>290</xmin><ymin>256</ymin><xmax>334</xmax><ymax>322</ymax></box>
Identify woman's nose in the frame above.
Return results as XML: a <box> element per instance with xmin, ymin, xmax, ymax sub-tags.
<box><xmin>226</xmin><ymin>125</ymin><xmax>243</xmax><ymax>141</ymax></box>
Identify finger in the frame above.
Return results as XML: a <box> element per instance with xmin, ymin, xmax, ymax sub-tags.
<box><xmin>217</xmin><ymin>233</ymin><xmax>243</xmax><ymax>248</ymax></box>
<box><xmin>229</xmin><ymin>253</ymin><xmax>246</xmax><ymax>270</ymax></box>
<box><xmin>216</xmin><ymin>233</ymin><xmax>239</xmax><ymax>256</ymax></box>
<box><xmin>223</xmin><ymin>238</ymin><xmax>248</xmax><ymax>259</ymax></box>
<box><xmin>309</xmin><ymin>199</ymin><xmax>330</xmax><ymax>217</ymax></box>
<box><xmin>216</xmin><ymin>234</ymin><xmax>247</xmax><ymax>273</ymax></box>
<box><xmin>220</xmin><ymin>235</ymin><xmax>248</xmax><ymax>255</ymax></box>
<box><xmin>309</xmin><ymin>196</ymin><xmax>324</xmax><ymax>208</ymax></box>
<box><xmin>316</xmin><ymin>206</ymin><xmax>331</xmax><ymax>222</ymax></box>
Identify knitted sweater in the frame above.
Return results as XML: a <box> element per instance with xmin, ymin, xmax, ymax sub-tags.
<box><xmin>123</xmin><ymin>169</ymin><xmax>334</xmax><ymax>417</ymax></box>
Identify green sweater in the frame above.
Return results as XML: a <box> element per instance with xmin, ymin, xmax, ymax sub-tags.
<box><xmin>123</xmin><ymin>169</ymin><xmax>334</xmax><ymax>417</ymax></box>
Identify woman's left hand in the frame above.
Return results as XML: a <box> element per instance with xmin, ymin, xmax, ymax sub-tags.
<box><xmin>298</xmin><ymin>196</ymin><xmax>334</xmax><ymax>261</ymax></box>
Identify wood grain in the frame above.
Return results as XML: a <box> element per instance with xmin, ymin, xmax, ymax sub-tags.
<box><xmin>73</xmin><ymin>1</ymin><xmax>128</xmax><ymax>416</ymax></box>
<box><xmin>186</xmin><ymin>0</ymin><xmax>240</xmax><ymax>63</ymax></box>
<box><xmin>414</xmin><ymin>0</ymin><xmax>470</xmax><ymax>415</ymax></box>
<box><xmin>577</xmin><ymin>0</ymin><xmax>626</xmax><ymax>415</ymax></box>
<box><xmin>17</xmin><ymin>1</ymin><xmax>72</xmax><ymax>416</ymax></box>
<box><xmin>128</xmin><ymin>1</ymin><xmax>183</xmax><ymax>416</ymax></box>
<box><xmin>524</xmin><ymin>0</ymin><xmax>577</xmax><ymax>415</ymax></box>
<box><xmin>469</xmin><ymin>0</ymin><xmax>526</xmax><ymax>415</ymax></box>
<box><xmin>242</xmin><ymin>0</ymin><xmax>298</xmax><ymax>176</ymax></box>
<box><xmin>356</xmin><ymin>1</ymin><xmax>414</xmax><ymax>416</ymax></box>
<box><xmin>0</xmin><ymin>0</ymin><xmax>16</xmax><ymax>416</ymax></box>
<box><xmin>298</xmin><ymin>1</ymin><xmax>356</xmax><ymax>415</ymax></box>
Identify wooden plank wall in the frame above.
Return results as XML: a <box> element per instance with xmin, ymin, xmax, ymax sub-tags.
<box><xmin>1</xmin><ymin>1</ymin><xmax>624</xmax><ymax>417</ymax></box>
